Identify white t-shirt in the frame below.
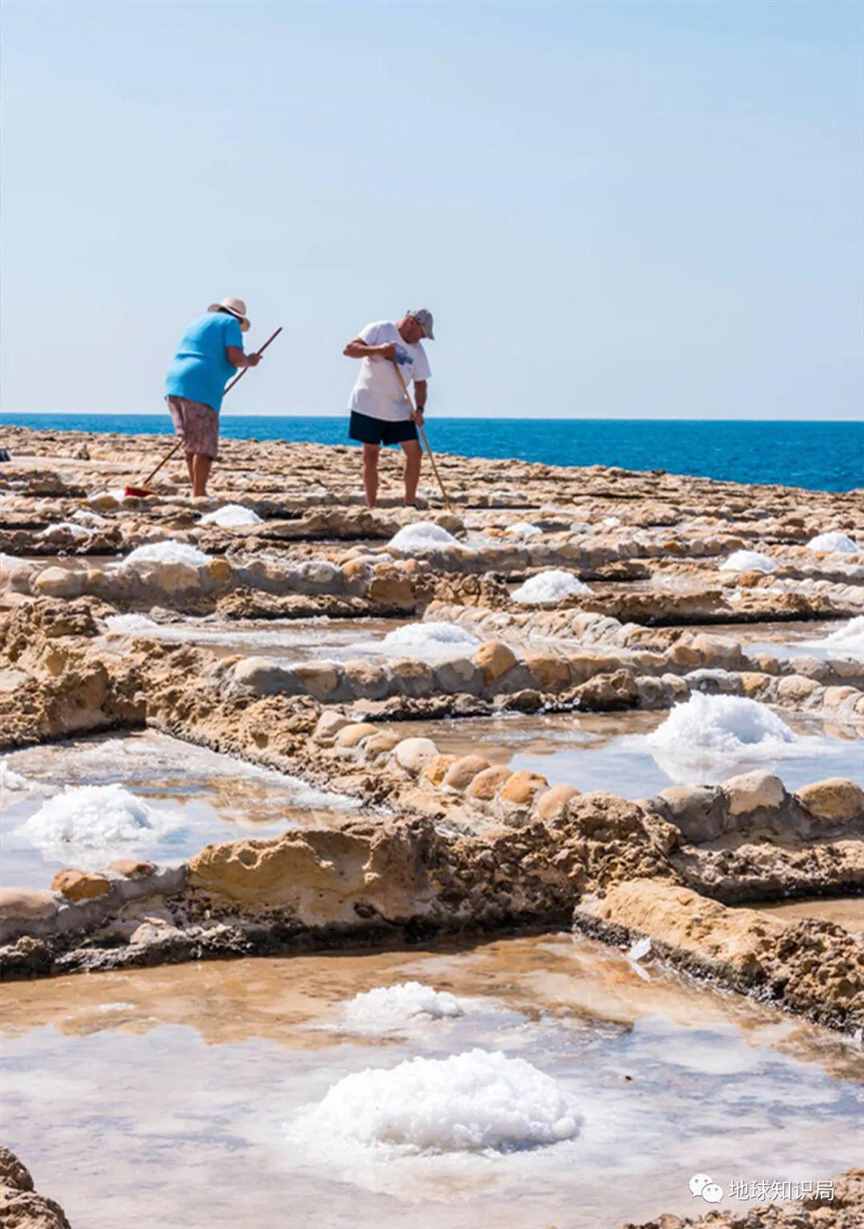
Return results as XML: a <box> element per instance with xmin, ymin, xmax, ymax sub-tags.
<box><xmin>348</xmin><ymin>321</ymin><xmax>431</xmax><ymax>422</ymax></box>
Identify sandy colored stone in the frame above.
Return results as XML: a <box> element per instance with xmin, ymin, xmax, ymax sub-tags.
<box><xmin>498</xmin><ymin>769</ymin><xmax>548</xmax><ymax>806</ymax></box>
<box><xmin>205</xmin><ymin>557</ymin><xmax>233</xmax><ymax>584</ymax></box>
<box><xmin>0</xmin><ymin>1145</ymin><xmax>34</xmax><ymax>1192</ymax></box>
<box><xmin>534</xmin><ymin>783</ymin><xmax>581</xmax><ymax>820</ymax></box>
<box><xmin>341</xmin><ymin>659</ymin><xmax>391</xmax><ymax>700</ymax></box>
<box><xmin>722</xmin><ymin>770</ymin><xmax>786</xmax><ymax>816</ymax></box>
<box><xmin>797</xmin><ymin>778</ymin><xmax>864</xmax><ymax>823</ymax></box>
<box><xmin>107</xmin><ymin>858</ymin><xmax>156</xmax><ymax>879</ymax></box>
<box><xmin>443</xmin><ymin>754</ymin><xmax>491</xmax><ymax>791</ymax></box>
<box><xmin>421</xmin><ymin>753</ymin><xmax>459</xmax><ymax>786</ymax></box>
<box><xmin>392</xmin><ymin>736</ymin><xmax>438</xmax><ymax>774</ymax></box>
<box><xmin>523</xmin><ymin>650</ymin><xmax>573</xmax><ymax>691</ymax></box>
<box><xmin>32</xmin><ymin>567</ymin><xmax>85</xmax><ymax>599</ymax></box>
<box><xmin>472</xmin><ymin>640</ymin><xmax>518</xmax><ymax>684</ymax></box>
<box><xmin>50</xmin><ymin>869</ymin><xmax>111</xmax><ymax>902</ymax></box>
<box><xmin>334</xmin><ymin>722</ymin><xmax>378</xmax><ymax>749</ymax></box>
<box><xmin>313</xmin><ymin>710</ymin><xmax>353</xmax><ymax>745</ymax></box>
<box><xmin>361</xmin><ymin>731</ymin><xmax>401</xmax><ymax>758</ymax></box>
<box><xmin>0</xmin><ymin>888</ymin><xmax>58</xmax><ymax>921</ymax></box>
<box><xmin>465</xmin><ymin>764</ymin><xmax>513</xmax><ymax>801</ymax></box>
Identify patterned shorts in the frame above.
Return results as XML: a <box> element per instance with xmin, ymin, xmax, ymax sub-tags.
<box><xmin>166</xmin><ymin>396</ymin><xmax>219</xmax><ymax>459</ymax></box>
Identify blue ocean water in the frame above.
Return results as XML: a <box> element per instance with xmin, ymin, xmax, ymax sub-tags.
<box><xmin>0</xmin><ymin>414</ymin><xmax>861</xmax><ymax>492</ymax></box>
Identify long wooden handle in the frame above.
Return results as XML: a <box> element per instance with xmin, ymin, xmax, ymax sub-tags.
<box><xmin>224</xmin><ymin>325</ymin><xmax>283</xmax><ymax>394</ymax></box>
<box><xmin>143</xmin><ymin>326</ymin><xmax>284</xmax><ymax>488</ymax></box>
<box><xmin>391</xmin><ymin>360</ymin><xmax>453</xmax><ymax>513</ymax></box>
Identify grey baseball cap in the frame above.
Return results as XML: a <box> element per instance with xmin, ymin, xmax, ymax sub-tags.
<box><xmin>408</xmin><ymin>308</ymin><xmax>435</xmax><ymax>339</ymax></box>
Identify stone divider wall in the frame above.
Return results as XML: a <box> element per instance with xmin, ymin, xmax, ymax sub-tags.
<box><xmin>213</xmin><ymin>634</ymin><xmax>864</xmax><ymax>722</ymax></box>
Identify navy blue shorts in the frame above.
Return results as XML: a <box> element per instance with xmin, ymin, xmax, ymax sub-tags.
<box><xmin>349</xmin><ymin>411</ymin><xmax>418</xmax><ymax>447</ymax></box>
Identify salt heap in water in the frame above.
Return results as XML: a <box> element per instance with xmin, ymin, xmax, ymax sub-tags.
<box><xmin>649</xmin><ymin>693</ymin><xmax>795</xmax><ymax>758</ymax></box>
<box><xmin>199</xmin><ymin>504</ymin><xmax>262</xmax><ymax>528</ymax></box>
<box><xmin>809</xmin><ymin>616</ymin><xmax>864</xmax><ymax>656</ymax></box>
<box><xmin>122</xmin><ymin>540</ymin><xmax>211</xmax><ymax>568</ymax></box>
<box><xmin>512</xmin><ymin>570</ymin><xmax>590</xmax><ymax>606</ymax></box>
<box><xmin>806</xmin><ymin>531</ymin><xmax>860</xmax><ymax>555</ymax></box>
<box><xmin>104</xmin><ymin>613</ymin><xmax>160</xmax><ymax>635</ymax></box>
<box><xmin>342</xmin><ymin>982</ymin><xmax>464</xmax><ymax>1032</ymax></box>
<box><xmin>504</xmin><ymin>522</ymin><xmax>542</xmax><ymax>539</ymax></box>
<box><xmin>388</xmin><ymin>522</ymin><xmax>460</xmax><ymax>552</ymax></box>
<box><xmin>299</xmin><ymin>1049</ymin><xmax>582</xmax><ymax>1154</ymax></box>
<box><xmin>720</xmin><ymin>550</ymin><xmax>777</xmax><ymax>574</ymax></box>
<box><xmin>19</xmin><ymin>784</ymin><xmax>177</xmax><ymax>860</ymax></box>
<box><xmin>0</xmin><ymin>761</ymin><xmax>29</xmax><ymax>795</ymax></box>
<box><xmin>380</xmin><ymin>622</ymin><xmax>480</xmax><ymax>655</ymax></box>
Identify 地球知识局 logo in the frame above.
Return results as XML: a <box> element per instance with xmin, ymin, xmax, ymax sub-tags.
<box><xmin>689</xmin><ymin>1174</ymin><xmax>724</xmax><ymax>1204</ymax></box>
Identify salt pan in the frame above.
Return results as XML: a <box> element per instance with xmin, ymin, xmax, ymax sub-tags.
<box><xmin>341</xmin><ymin>982</ymin><xmax>464</xmax><ymax>1031</ymax></box>
<box><xmin>388</xmin><ymin>522</ymin><xmax>460</xmax><ymax>551</ymax></box>
<box><xmin>719</xmin><ymin>550</ymin><xmax>777</xmax><ymax>574</ymax></box>
<box><xmin>806</xmin><ymin>532</ymin><xmax>860</xmax><ymax>555</ymax></box>
<box><xmin>122</xmin><ymin>540</ymin><xmax>211</xmax><ymax>568</ymax></box>
<box><xmin>297</xmin><ymin>1049</ymin><xmax>582</xmax><ymax>1154</ymax></box>
<box><xmin>199</xmin><ymin>504</ymin><xmax>262</xmax><ymax>528</ymax></box>
<box><xmin>512</xmin><ymin>570</ymin><xmax>590</xmax><ymax>606</ymax></box>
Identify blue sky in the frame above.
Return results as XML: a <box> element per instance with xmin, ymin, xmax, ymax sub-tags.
<box><xmin>1</xmin><ymin>0</ymin><xmax>861</xmax><ymax>419</ymax></box>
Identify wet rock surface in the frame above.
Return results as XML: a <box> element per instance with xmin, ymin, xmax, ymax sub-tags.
<box><xmin>0</xmin><ymin>1146</ymin><xmax>70</xmax><ymax>1228</ymax></box>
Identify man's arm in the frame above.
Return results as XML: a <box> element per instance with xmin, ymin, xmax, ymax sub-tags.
<box><xmin>343</xmin><ymin>338</ymin><xmax>398</xmax><ymax>360</ymax></box>
<box><xmin>413</xmin><ymin>380</ymin><xmax>427</xmax><ymax>421</ymax></box>
<box><xmin>226</xmin><ymin>346</ymin><xmax>261</xmax><ymax>369</ymax></box>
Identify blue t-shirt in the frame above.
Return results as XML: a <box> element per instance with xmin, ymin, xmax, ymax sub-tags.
<box><xmin>165</xmin><ymin>312</ymin><xmax>243</xmax><ymax>413</ymax></box>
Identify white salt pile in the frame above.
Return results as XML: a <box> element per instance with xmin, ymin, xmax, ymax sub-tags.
<box><xmin>380</xmin><ymin>622</ymin><xmax>480</xmax><ymax>655</ymax></box>
<box><xmin>122</xmin><ymin>540</ymin><xmax>211</xmax><ymax>568</ymax></box>
<box><xmin>388</xmin><ymin>522</ymin><xmax>460</xmax><ymax>552</ymax></box>
<box><xmin>18</xmin><ymin>784</ymin><xmax>178</xmax><ymax>861</ymax></box>
<box><xmin>104</xmin><ymin>613</ymin><xmax>161</xmax><ymax>635</ymax></box>
<box><xmin>0</xmin><ymin>761</ymin><xmax>29</xmax><ymax>796</ymax></box>
<box><xmin>38</xmin><ymin>521</ymin><xmax>89</xmax><ymax>540</ymax></box>
<box><xmin>199</xmin><ymin>504</ymin><xmax>262</xmax><ymax>528</ymax></box>
<box><xmin>806</xmin><ymin>531</ymin><xmax>860</xmax><ymax>554</ymax></box>
<box><xmin>504</xmin><ymin>522</ymin><xmax>542</xmax><ymax>539</ymax></box>
<box><xmin>512</xmin><ymin>570</ymin><xmax>591</xmax><ymax>606</ymax></box>
<box><xmin>719</xmin><ymin>550</ymin><xmax>777</xmax><ymax>574</ymax></box>
<box><xmin>341</xmin><ymin>982</ymin><xmax>464</xmax><ymax>1032</ymax></box>
<box><xmin>296</xmin><ymin>1049</ymin><xmax>582</xmax><ymax>1154</ymax></box>
<box><xmin>71</xmin><ymin>509</ymin><xmax>109</xmax><ymax>527</ymax></box>
<box><xmin>806</xmin><ymin>616</ymin><xmax>864</xmax><ymax>657</ymax></box>
<box><xmin>649</xmin><ymin>693</ymin><xmax>795</xmax><ymax>758</ymax></box>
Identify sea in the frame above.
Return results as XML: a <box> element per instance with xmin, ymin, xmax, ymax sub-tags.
<box><xmin>0</xmin><ymin>414</ymin><xmax>861</xmax><ymax>493</ymax></box>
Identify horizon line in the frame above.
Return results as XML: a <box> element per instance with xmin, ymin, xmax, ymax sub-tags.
<box><xmin>0</xmin><ymin>412</ymin><xmax>861</xmax><ymax>425</ymax></box>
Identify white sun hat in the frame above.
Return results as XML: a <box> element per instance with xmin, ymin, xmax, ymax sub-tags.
<box><xmin>208</xmin><ymin>296</ymin><xmax>250</xmax><ymax>332</ymax></box>
<box><xmin>407</xmin><ymin>308</ymin><xmax>434</xmax><ymax>339</ymax></box>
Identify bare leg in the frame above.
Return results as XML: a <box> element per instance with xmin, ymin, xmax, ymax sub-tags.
<box><xmin>184</xmin><ymin>452</ymin><xmax>195</xmax><ymax>488</ymax></box>
<box><xmin>401</xmin><ymin>440</ymin><xmax>422</xmax><ymax>506</ymax></box>
<box><xmin>362</xmin><ymin>443</ymin><xmax>380</xmax><ymax>508</ymax></box>
<box><xmin>191</xmin><ymin>454</ymin><xmax>213</xmax><ymax>498</ymax></box>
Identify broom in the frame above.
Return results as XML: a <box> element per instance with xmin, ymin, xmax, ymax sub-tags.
<box><xmin>391</xmin><ymin>360</ymin><xmax>454</xmax><ymax>513</ymax></box>
<box><xmin>124</xmin><ymin>326</ymin><xmax>283</xmax><ymax>498</ymax></box>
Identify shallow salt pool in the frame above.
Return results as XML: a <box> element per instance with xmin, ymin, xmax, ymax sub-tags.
<box><xmin>0</xmin><ymin>730</ymin><xmax>358</xmax><ymax>887</ymax></box>
<box><xmin>1</xmin><ymin>933</ymin><xmax>861</xmax><ymax>1229</ymax></box>
<box><xmin>398</xmin><ymin>706</ymin><xmax>864</xmax><ymax>797</ymax></box>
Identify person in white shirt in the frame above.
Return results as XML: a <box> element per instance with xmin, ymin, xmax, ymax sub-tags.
<box><xmin>343</xmin><ymin>309</ymin><xmax>434</xmax><ymax>508</ymax></box>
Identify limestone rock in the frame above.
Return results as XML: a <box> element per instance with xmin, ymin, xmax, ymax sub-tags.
<box><xmin>362</xmin><ymin>731</ymin><xmax>401</xmax><ymax>758</ymax></box>
<box><xmin>0</xmin><ymin>888</ymin><xmax>58</xmax><ymax>923</ymax></box>
<box><xmin>107</xmin><ymin>858</ymin><xmax>157</xmax><ymax>879</ymax></box>
<box><xmin>33</xmin><ymin>567</ymin><xmax>85</xmax><ymax>599</ymax></box>
<box><xmin>313</xmin><ymin>710</ymin><xmax>353</xmax><ymax>745</ymax></box>
<box><xmin>797</xmin><ymin>778</ymin><xmax>864</xmax><ymax>824</ymax></box>
<box><xmin>443</xmin><ymin>754</ymin><xmax>491</xmax><ymax>792</ymax></box>
<box><xmin>50</xmin><ymin>869</ymin><xmax>111</xmax><ymax>902</ymax></box>
<box><xmin>0</xmin><ymin>1145</ymin><xmax>34</xmax><ymax>1191</ymax></box>
<box><xmin>393</xmin><ymin>736</ymin><xmax>438</xmax><ymax>774</ymax></box>
<box><xmin>465</xmin><ymin>765</ymin><xmax>513</xmax><ymax>802</ymax></box>
<box><xmin>498</xmin><ymin>770</ymin><xmax>548</xmax><ymax>807</ymax></box>
<box><xmin>534</xmin><ymin>783</ymin><xmax>581</xmax><ymax>820</ymax></box>
<box><xmin>523</xmin><ymin>651</ymin><xmax>572</xmax><ymax>692</ymax></box>
<box><xmin>334</xmin><ymin>722</ymin><xmax>378</xmax><ymax>749</ymax></box>
<box><xmin>473</xmin><ymin>641</ymin><xmax>518</xmax><ymax>684</ymax></box>
<box><xmin>421</xmin><ymin>753</ymin><xmax>459</xmax><ymax>786</ymax></box>
<box><xmin>722</xmin><ymin>771</ymin><xmax>786</xmax><ymax>816</ymax></box>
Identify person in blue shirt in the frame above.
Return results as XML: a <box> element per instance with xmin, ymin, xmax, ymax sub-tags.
<box><xmin>165</xmin><ymin>296</ymin><xmax>261</xmax><ymax>496</ymax></box>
